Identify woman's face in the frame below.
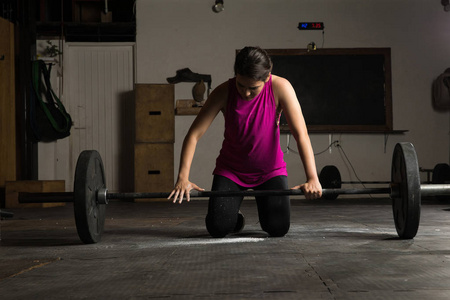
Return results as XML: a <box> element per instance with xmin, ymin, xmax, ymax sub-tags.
<box><xmin>235</xmin><ymin>74</ymin><xmax>268</xmax><ymax>101</ymax></box>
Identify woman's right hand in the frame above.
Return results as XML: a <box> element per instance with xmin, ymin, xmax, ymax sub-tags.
<box><xmin>168</xmin><ymin>179</ymin><xmax>205</xmax><ymax>204</ymax></box>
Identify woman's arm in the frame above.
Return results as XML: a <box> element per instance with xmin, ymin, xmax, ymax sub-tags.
<box><xmin>169</xmin><ymin>81</ymin><xmax>228</xmax><ymax>203</ymax></box>
<box><xmin>274</xmin><ymin>76</ymin><xmax>322</xmax><ymax>199</ymax></box>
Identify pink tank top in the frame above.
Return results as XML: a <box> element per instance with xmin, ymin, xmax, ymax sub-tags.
<box><xmin>213</xmin><ymin>75</ymin><xmax>287</xmax><ymax>187</ymax></box>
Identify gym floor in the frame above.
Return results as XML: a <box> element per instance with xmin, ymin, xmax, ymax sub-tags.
<box><xmin>1</xmin><ymin>197</ymin><xmax>450</xmax><ymax>299</ymax></box>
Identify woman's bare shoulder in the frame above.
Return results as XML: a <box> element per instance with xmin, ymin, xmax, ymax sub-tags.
<box><xmin>271</xmin><ymin>74</ymin><xmax>297</xmax><ymax>105</ymax></box>
<box><xmin>271</xmin><ymin>74</ymin><xmax>292</xmax><ymax>89</ymax></box>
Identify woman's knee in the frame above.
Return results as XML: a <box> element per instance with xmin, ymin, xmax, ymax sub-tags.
<box><xmin>205</xmin><ymin>213</ymin><xmax>236</xmax><ymax>238</ymax></box>
<box><xmin>260</xmin><ymin>218</ymin><xmax>290</xmax><ymax>237</ymax></box>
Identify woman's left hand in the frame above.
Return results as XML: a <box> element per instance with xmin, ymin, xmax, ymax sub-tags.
<box><xmin>292</xmin><ymin>179</ymin><xmax>322</xmax><ymax>200</ymax></box>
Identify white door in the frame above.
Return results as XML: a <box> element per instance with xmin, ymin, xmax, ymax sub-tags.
<box><xmin>64</xmin><ymin>43</ymin><xmax>135</xmax><ymax>192</ymax></box>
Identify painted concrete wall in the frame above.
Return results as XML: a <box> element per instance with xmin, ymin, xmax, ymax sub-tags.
<box><xmin>134</xmin><ymin>0</ymin><xmax>450</xmax><ymax>191</ymax></box>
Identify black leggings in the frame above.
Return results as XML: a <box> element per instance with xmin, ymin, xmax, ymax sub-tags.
<box><xmin>205</xmin><ymin>175</ymin><xmax>290</xmax><ymax>238</ymax></box>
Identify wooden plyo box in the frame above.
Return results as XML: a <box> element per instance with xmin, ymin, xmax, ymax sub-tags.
<box><xmin>134</xmin><ymin>143</ymin><xmax>174</xmax><ymax>202</ymax></box>
<box><xmin>5</xmin><ymin>180</ymin><xmax>66</xmax><ymax>208</ymax></box>
<box><xmin>0</xmin><ymin>17</ymin><xmax>16</xmax><ymax>188</ymax></box>
<box><xmin>135</xmin><ymin>84</ymin><xmax>174</xmax><ymax>143</ymax></box>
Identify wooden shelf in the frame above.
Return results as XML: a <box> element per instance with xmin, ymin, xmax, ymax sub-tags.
<box><xmin>175</xmin><ymin>99</ymin><xmax>203</xmax><ymax>115</ymax></box>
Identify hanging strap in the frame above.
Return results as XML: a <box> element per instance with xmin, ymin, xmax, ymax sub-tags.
<box><xmin>32</xmin><ymin>60</ymin><xmax>72</xmax><ymax>133</ymax></box>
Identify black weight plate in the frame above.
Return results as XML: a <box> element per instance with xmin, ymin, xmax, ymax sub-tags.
<box><xmin>432</xmin><ymin>163</ymin><xmax>450</xmax><ymax>184</ymax></box>
<box><xmin>391</xmin><ymin>143</ymin><xmax>421</xmax><ymax>239</ymax></box>
<box><xmin>74</xmin><ymin>150</ymin><xmax>106</xmax><ymax>244</ymax></box>
<box><xmin>319</xmin><ymin>165</ymin><xmax>342</xmax><ymax>200</ymax></box>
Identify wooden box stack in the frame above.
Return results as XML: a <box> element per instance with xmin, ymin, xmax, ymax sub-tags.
<box><xmin>134</xmin><ymin>84</ymin><xmax>174</xmax><ymax>201</ymax></box>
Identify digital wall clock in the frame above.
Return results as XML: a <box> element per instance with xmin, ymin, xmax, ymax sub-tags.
<box><xmin>298</xmin><ymin>22</ymin><xmax>324</xmax><ymax>30</ymax></box>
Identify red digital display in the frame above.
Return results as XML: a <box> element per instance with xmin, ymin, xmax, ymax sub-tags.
<box><xmin>298</xmin><ymin>22</ymin><xmax>324</xmax><ymax>30</ymax></box>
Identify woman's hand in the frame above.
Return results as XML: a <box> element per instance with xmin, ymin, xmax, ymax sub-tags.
<box><xmin>168</xmin><ymin>179</ymin><xmax>205</xmax><ymax>204</ymax></box>
<box><xmin>292</xmin><ymin>179</ymin><xmax>322</xmax><ymax>200</ymax></box>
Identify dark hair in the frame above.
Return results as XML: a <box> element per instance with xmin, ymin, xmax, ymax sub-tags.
<box><xmin>234</xmin><ymin>46</ymin><xmax>273</xmax><ymax>81</ymax></box>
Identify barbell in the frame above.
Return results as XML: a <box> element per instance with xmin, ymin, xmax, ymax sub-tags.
<box><xmin>319</xmin><ymin>162</ymin><xmax>450</xmax><ymax>200</ymax></box>
<box><xmin>18</xmin><ymin>142</ymin><xmax>450</xmax><ymax>244</ymax></box>
<box><xmin>319</xmin><ymin>165</ymin><xmax>396</xmax><ymax>200</ymax></box>
<box><xmin>319</xmin><ymin>165</ymin><xmax>390</xmax><ymax>190</ymax></box>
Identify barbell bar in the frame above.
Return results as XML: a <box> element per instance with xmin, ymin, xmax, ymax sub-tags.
<box><xmin>18</xmin><ymin>188</ymin><xmax>394</xmax><ymax>204</ymax></box>
<box><xmin>0</xmin><ymin>210</ymin><xmax>14</xmax><ymax>218</ymax></box>
<box><xmin>19</xmin><ymin>184</ymin><xmax>450</xmax><ymax>204</ymax></box>
<box><xmin>17</xmin><ymin>142</ymin><xmax>450</xmax><ymax>244</ymax></box>
<box><xmin>100</xmin><ymin>187</ymin><xmax>392</xmax><ymax>203</ymax></box>
<box><xmin>342</xmin><ymin>181</ymin><xmax>391</xmax><ymax>184</ymax></box>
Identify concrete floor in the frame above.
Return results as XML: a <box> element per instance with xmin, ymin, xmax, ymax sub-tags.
<box><xmin>1</xmin><ymin>197</ymin><xmax>450</xmax><ymax>299</ymax></box>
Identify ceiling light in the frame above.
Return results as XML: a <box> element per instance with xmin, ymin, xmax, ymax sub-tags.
<box><xmin>212</xmin><ymin>0</ymin><xmax>224</xmax><ymax>13</ymax></box>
